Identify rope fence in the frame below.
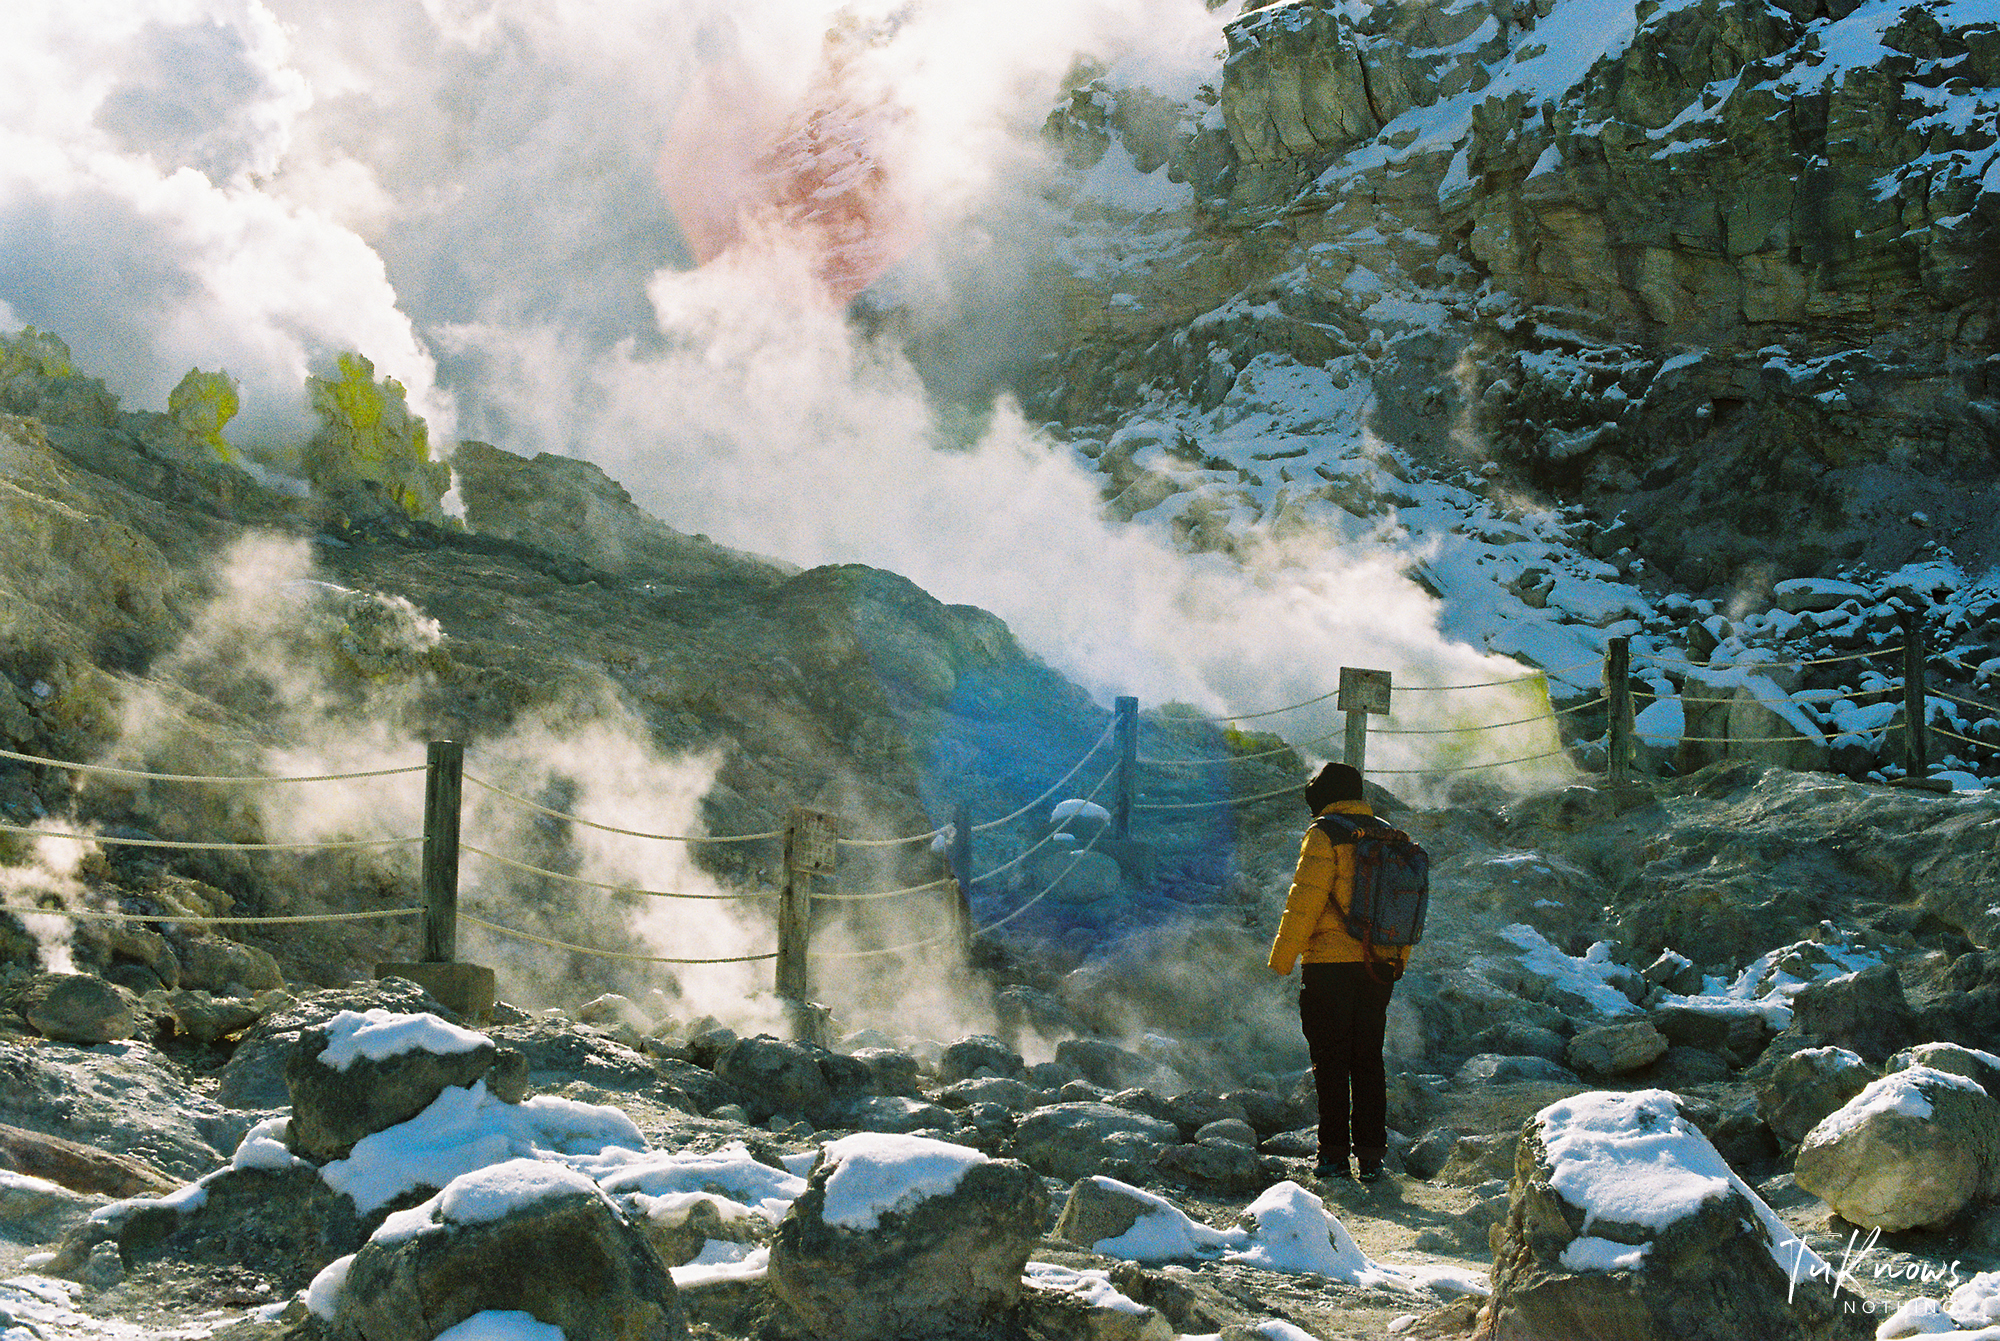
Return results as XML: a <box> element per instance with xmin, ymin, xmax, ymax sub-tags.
<box><xmin>3</xmin><ymin>585</ymin><xmax>1992</xmax><ymax>1016</ymax></box>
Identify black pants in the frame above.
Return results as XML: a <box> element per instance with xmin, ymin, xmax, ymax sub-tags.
<box><xmin>1299</xmin><ymin>961</ymin><xmax>1397</xmax><ymax>1162</ymax></box>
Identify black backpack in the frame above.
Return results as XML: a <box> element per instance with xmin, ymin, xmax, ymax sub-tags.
<box><xmin>1313</xmin><ymin>814</ymin><xmax>1430</xmax><ymax>979</ymax></box>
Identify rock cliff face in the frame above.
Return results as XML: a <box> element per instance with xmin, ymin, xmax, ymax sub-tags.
<box><xmin>1029</xmin><ymin>0</ymin><xmax>2000</xmax><ymax>589</ymax></box>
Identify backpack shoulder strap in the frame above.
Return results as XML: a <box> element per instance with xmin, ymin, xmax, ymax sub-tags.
<box><xmin>1311</xmin><ymin>814</ymin><xmax>1360</xmax><ymax>843</ymax></box>
<box><xmin>1312</xmin><ymin>813</ymin><xmax>1385</xmax><ymax>842</ymax></box>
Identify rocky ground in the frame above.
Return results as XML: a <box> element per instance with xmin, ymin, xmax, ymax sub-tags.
<box><xmin>5</xmin><ymin>752</ymin><xmax>2000</xmax><ymax>1339</ymax></box>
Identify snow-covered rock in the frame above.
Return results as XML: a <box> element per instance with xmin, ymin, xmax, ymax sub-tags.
<box><xmin>1481</xmin><ymin>1090</ymin><xmax>1864</xmax><ymax>1340</ymax></box>
<box><xmin>767</xmin><ymin>1134</ymin><xmax>1047</xmax><ymax>1341</ymax></box>
<box><xmin>319</xmin><ymin>1157</ymin><xmax>686</xmax><ymax>1341</ymax></box>
<box><xmin>1793</xmin><ymin>1066</ymin><xmax>2000</xmax><ymax>1232</ymax></box>
<box><xmin>286</xmin><ymin>1010</ymin><xmax>507</xmax><ymax>1163</ymax></box>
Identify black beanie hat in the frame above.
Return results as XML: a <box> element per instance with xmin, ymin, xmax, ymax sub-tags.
<box><xmin>1305</xmin><ymin>762</ymin><xmax>1365</xmax><ymax>813</ymax></box>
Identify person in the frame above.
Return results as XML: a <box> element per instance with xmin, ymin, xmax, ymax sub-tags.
<box><xmin>1267</xmin><ymin>761</ymin><xmax>1411</xmax><ymax>1183</ymax></box>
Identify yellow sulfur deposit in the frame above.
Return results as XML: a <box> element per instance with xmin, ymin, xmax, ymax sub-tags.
<box><xmin>0</xmin><ymin>327</ymin><xmax>78</xmax><ymax>381</ymax></box>
<box><xmin>166</xmin><ymin>369</ymin><xmax>240</xmax><ymax>463</ymax></box>
<box><xmin>304</xmin><ymin>351</ymin><xmax>449</xmax><ymax>524</ymax></box>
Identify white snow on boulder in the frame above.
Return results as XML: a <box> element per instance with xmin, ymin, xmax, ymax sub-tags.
<box><xmin>1536</xmin><ymin>1090</ymin><xmax>1824</xmax><ymax>1280</ymax></box>
<box><xmin>1499</xmin><ymin>924</ymin><xmax>1642</xmax><ymax>1017</ymax></box>
<box><xmin>319</xmin><ymin>1080</ymin><xmax>645</xmax><ymax>1214</ymax></box>
<box><xmin>1810</xmin><ymin>1065</ymin><xmax>1990</xmax><ymax>1142</ymax></box>
<box><xmin>1024</xmin><ymin>1262</ymin><xmax>1154</xmax><ymax>1316</ymax></box>
<box><xmin>586</xmin><ymin>1140</ymin><xmax>808</xmax><ymax>1225</ymax></box>
<box><xmin>818</xmin><ymin>1132</ymin><xmax>991</xmax><ymax>1230</ymax></box>
<box><xmin>317</xmin><ymin>1009</ymin><xmax>490</xmax><ymax>1072</ymax></box>
<box><xmin>1086</xmin><ymin>1176</ymin><xmax>1244</xmax><ymax>1260</ymax></box>
<box><xmin>437</xmin><ymin>1157</ymin><xmax>607</xmax><ymax>1226</ymax></box>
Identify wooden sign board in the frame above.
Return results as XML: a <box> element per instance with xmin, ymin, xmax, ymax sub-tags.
<box><xmin>1337</xmin><ymin>667</ymin><xmax>1393</xmax><ymax>716</ymax></box>
<box><xmin>787</xmin><ymin>808</ymin><xmax>840</xmax><ymax>875</ymax></box>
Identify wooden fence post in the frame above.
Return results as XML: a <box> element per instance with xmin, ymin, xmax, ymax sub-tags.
<box><xmin>950</xmin><ymin>802</ymin><xmax>973</xmax><ymax>960</ymax></box>
<box><xmin>1112</xmin><ymin>697</ymin><xmax>1138</xmax><ymax>839</ymax></box>
<box><xmin>1605</xmin><ymin>637</ymin><xmax>1633</xmax><ymax>786</ymax></box>
<box><xmin>1337</xmin><ymin>668</ymin><xmax>1392</xmax><ymax>779</ymax></box>
<box><xmin>1903</xmin><ymin>608</ymin><xmax>1929</xmax><ymax>776</ymax></box>
<box><xmin>777</xmin><ymin>807</ymin><xmax>836</xmax><ymax>1007</ymax></box>
<box><xmin>421</xmin><ymin>739</ymin><xmax>463</xmax><ymax>963</ymax></box>
<box><xmin>1343</xmin><ymin>711</ymin><xmax>1369</xmax><ymax>776</ymax></box>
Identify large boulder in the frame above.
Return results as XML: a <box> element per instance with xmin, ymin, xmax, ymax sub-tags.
<box><xmin>53</xmin><ymin>1159</ymin><xmax>365</xmax><ymax>1296</ymax></box>
<box><xmin>1649</xmin><ymin>1004</ymin><xmax>1772</xmax><ymax>1069</ymax></box>
<box><xmin>938</xmin><ymin>1034</ymin><xmax>1028</xmax><ymax>1084</ymax></box>
<box><xmin>1567</xmin><ymin>1022</ymin><xmax>1669</xmax><ymax>1077</ymax></box>
<box><xmin>768</xmin><ymin>1133</ymin><xmax>1048</xmax><ymax>1341</ymax></box>
<box><xmin>1790</xmin><ymin>965</ymin><xmax>1917</xmax><ymax>1064</ymax></box>
<box><xmin>1753</xmin><ymin>1047</ymin><xmax>1875</xmax><ymax>1149</ymax></box>
<box><xmin>1014</xmin><ymin>1104</ymin><xmax>1180</xmax><ymax>1181</ymax></box>
<box><xmin>713</xmin><ymin>1035</ymin><xmax>831</xmax><ymax>1123</ymax></box>
<box><xmin>173</xmin><ymin>936</ymin><xmax>284</xmax><ymax>995</ymax></box>
<box><xmin>12</xmin><ymin>973</ymin><xmax>139</xmax><ymax>1044</ymax></box>
<box><xmin>1056</xmin><ymin>1039</ymin><xmax>1151</xmax><ymax>1091</ymax></box>
<box><xmin>1793</xmin><ymin>1066</ymin><xmax>2000</xmax><ymax>1232</ymax></box>
<box><xmin>1154</xmin><ymin>1140</ymin><xmax>1265</xmax><ymax>1194</ymax></box>
<box><xmin>322</xmin><ymin>1158</ymin><xmax>685</xmax><ymax>1341</ymax></box>
<box><xmin>217</xmin><ymin>981</ymin><xmax>463</xmax><ymax>1110</ymax></box>
<box><xmin>1479</xmin><ymin>1089</ymin><xmax>1867</xmax><ymax>1341</ymax></box>
<box><xmin>286</xmin><ymin>1010</ymin><xmax>503</xmax><ymax>1163</ymax></box>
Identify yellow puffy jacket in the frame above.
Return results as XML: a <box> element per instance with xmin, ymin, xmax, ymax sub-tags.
<box><xmin>1266</xmin><ymin>799</ymin><xmax>1414</xmax><ymax>974</ymax></box>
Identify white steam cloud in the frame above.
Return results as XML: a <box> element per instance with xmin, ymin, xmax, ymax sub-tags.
<box><xmin>4</xmin><ymin>0</ymin><xmax>1565</xmax><ymax>779</ymax></box>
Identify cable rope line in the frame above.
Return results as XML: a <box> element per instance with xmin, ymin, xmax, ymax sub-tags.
<box><xmin>1389</xmin><ymin>659</ymin><xmax>1595</xmax><ymax>692</ymax></box>
<box><xmin>1373</xmin><ymin>696</ymin><xmax>1607</xmax><ymax>735</ymax></box>
<box><xmin>1937</xmin><ymin>650</ymin><xmax>2000</xmax><ymax>676</ymax></box>
<box><xmin>459</xmin><ymin>843</ymin><xmax>773</xmax><ymax>900</ymax></box>
<box><xmin>0</xmin><ymin>746</ymin><xmax>425</xmax><ymax>784</ymax></box>
<box><xmin>1644</xmin><ymin>645</ymin><xmax>1904</xmax><ymax>672</ymax></box>
<box><xmin>970</xmin><ymin>721</ymin><xmax>1117</xmax><ymax>833</ymax></box>
<box><xmin>1932</xmin><ymin>725</ymin><xmax>1996</xmax><ymax>750</ymax></box>
<box><xmin>1369</xmin><ymin>747</ymin><xmax>1574</xmax><ymax>775</ymax></box>
<box><xmin>972</xmin><ymin>823</ymin><xmax>1115</xmax><ymax>938</ymax></box>
<box><xmin>1208</xmin><ymin>687</ymin><xmax>1340</xmax><ymax>722</ymax></box>
<box><xmin>1134</xmin><ymin>779</ymin><xmax>1306</xmax><ymax>813</ymax></box>
<box><xmin>0</xmin><ymin>904</ymin><xmax>421</xmax><ymax>926</ymax></box>
<box><xmin>1138</xmin><ymin>725</ymin><xmax>1342</xmax><ymax>768</ymax></box>
<box><xmin>812</xmin><ymin>925</ymin><xmax>959</xmax><ymax>961</ymax></box>
<box><xmin>460</xmin><ymin>913</ymin><xmax>776</xmax><ymax>965</ymax></box>
<box><xmin>1930</xmin><ymin>687</ymin><xmax>2000</xmax><ymax>715</ymax></box>
<box><xmin>966</xmin><ymin>760</ymin><xmax>1122</xmax><ymax>888</ymax></box>
<box><xmin>837</xmin><ymin>830</ymin><xmax>945</xmax><ymax>849</ymax></box>
<box><xmin>0</xmin><ymin>821</ymin><xmax>421</xmax><ymax>851</ymax></box>
<box><xmin>810</xmin><ymin>875</ymin><xmax>958</xmax><ymax>904</ymax></box>
<box><xmin>1628</xmin><ymin>683</ymin><xmax>1900</xmax><ymax>706</ymax></box>
<box><xmin>463</xmin><ymin>774</ymin><xmax>781</xmax><ymax>845</ymax></box>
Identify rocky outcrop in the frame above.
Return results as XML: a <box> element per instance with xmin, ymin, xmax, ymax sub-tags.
<box><xmin>1479</xmin><ymin>1090</ymin><xmax>1868</xmax><ymax>1340</ymax></box>
<box><xmin>1794</xmin><ymin>1065</ymin><xmax>2000</xmax><ymax>1231</ymax></box>
<box><xmin>284</xmin><ymin>1010</ymin><xmax>507</xmax><ymax>1162</ymax></box>
<box><xmin>768</xmin><ymin>1135</ymin><xmax>1048</xmax><ymax>1341</ymax></box>
<box><xmin>323</xmin><ymin>1158</ymin><xmax>686</xmax><ymax>1341</ymax></box>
